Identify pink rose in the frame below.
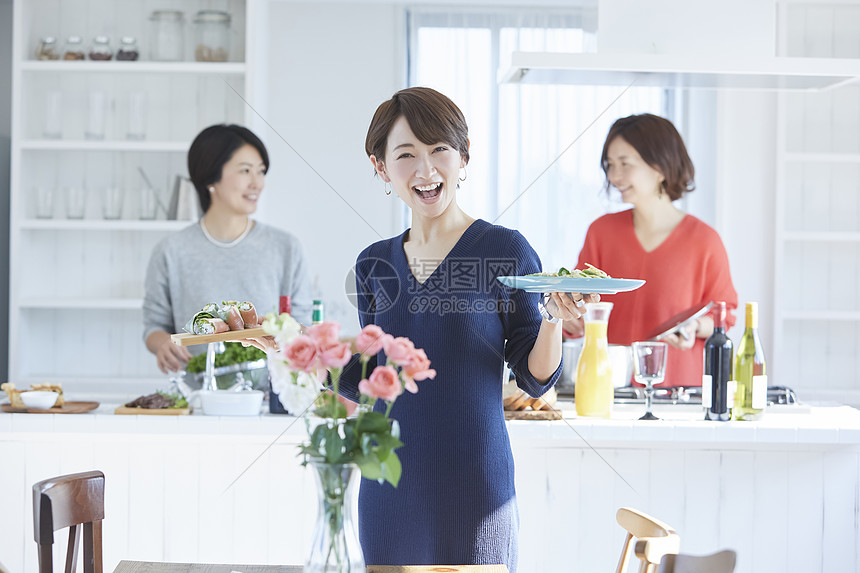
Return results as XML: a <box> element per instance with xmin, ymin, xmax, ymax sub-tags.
<box><xmin>354</xmin><ymin>324</ymin><xmax>390</xmax><ymax>359</ymax></box>
<box><xmin>320</xmin><ymin>341</ymin><xmax>353</xmax><ymax>369</ymax></box>
<box><xmin>283</xmin><ymin>335</ymin><xmax>320</xmax><ymax>372</ymax></box>
<box><xmin>402</xmin><ymin>348</ymin><xmax>436</xmax><ymax>387</ymax></box>
<box><xmin>383</xmin><ymin>336</ymin><xmax>416</xmax><ymax>367</ymax></box>
<box><xmin>307</xmin><ymin>322</ymin><xmax>341</xmax><ymax>350</ymax></box>
<box><xmin>358</xmin><ymin>365</ymin><xmax>403</xmax><ymax>402</ymax></box>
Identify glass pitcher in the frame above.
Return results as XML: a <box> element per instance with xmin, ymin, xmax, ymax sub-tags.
<box><xmin>575</xmin><ymin>302</ymin><xmax>614</xmax><ymax>418</ymax></box>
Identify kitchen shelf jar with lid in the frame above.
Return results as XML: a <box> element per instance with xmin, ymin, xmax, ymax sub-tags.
<box><xmin>149</xmin><ymin>10</ymin><xmax>185</xmax><ymax>61</ymax></box>
<box><xmin>193</xmin><ymin>10</ymin><xmax>231</xmax><ymax>62</ymax></box>
<box><xmin>88</xmin><ymin>36</ymin><xmax>113</xmax><ymax>61</ymax></box>
<box><xmin>35</xmin><ymin>37</ymin><xmax>59</xmax><ymax>60</ymax></box>
<box><xmin>62</xmin><ymin>36</ymin><xmax>86</xmax><ymax>60</ymax></box>
<box><xmin>116</xmin><ymin>37</ymin><xmax>139</xmax><ymax>61</ymax></box>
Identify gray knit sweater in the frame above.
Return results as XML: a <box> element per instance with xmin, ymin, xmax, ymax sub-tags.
<box><xmin>142</xmin><ymin>221</ymin><xmax>313</xmax><ymax>350</ymax></box>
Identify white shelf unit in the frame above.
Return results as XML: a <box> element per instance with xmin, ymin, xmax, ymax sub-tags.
<box><xmin>8</xmin><ymin>0</ymin><xmax>267</xmax><ymax>390</ymax></box>
<box><xmin>774</xmin><ymin>1</ymin><xmax>860</xmax><ymax>405</ymax></box>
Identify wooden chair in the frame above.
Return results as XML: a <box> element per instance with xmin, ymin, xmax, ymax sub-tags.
<box><xmin>658</xmin><ymin>550</ymin><xmax>737</xmax><ymax>573</ymax></box>
<box><xmin>33</xmin><ymin>470</ymin><xmax>105</xmax><ymax>573</ymax></box>
<box><xmin>615</xmin><ymin>507</ymin><xmax>681</xmax><ymax>573</ymax></box>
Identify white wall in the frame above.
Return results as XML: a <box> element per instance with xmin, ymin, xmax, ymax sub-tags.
<box><xmin>714</xmin><ymin>92</ymin><xmax>777</xmax><ymax>357</ymax></box>
<box><xmin>257</xmin><ymin>2</ymin><xmax>406</xmax><ymax>335</ymax></box>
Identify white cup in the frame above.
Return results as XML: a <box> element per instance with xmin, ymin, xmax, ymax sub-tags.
<box><xmin>65</xmin><ymin>186</ymin><xmax>87</xmax><ymax>219</ymax></box>
<box><xmin>34</xmin><ymin>186</ymin><xmax>55</xmax><ymax>218</ymax></box>
<box><xmin>43</xmin><ymin>91</ymin><xmax>62</xmax><ymax>139</ymax></box>
<box><xmin>127</xmin><ymin>92</ymin><xmax>146</xmax><ymax>140</ymax></box>
<box><xmin>139</xmin><ymin>186</ymin><xmax>158</xmax><ymax>220</ymax></box>
<box><xmin>102</xmin><ymin>187</ymin><xmax>124</xmax><ymax>219</ymax></box>
<box><xmin>85</xmin><ymin>91</ymin><xmax>108</xmax><ymax>140</ymax></box>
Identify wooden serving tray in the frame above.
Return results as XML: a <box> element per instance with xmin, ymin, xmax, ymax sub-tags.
<box><xmin>1</xmin><ymin>401</ymin><xmax>100</xmax><ymax>414</ymax></box>
<box><xmin>114</xmin><ymin>406</ymin><xmax>192</xmax><ymax>415</ymax></box>
<box><xmin>170</xmin><ymin>327</ymin><xmax>266</xmax><ymax>347</ymax></box>
<box><xmin>504</xmin><ymin>409</ymin><xmax>563</xmax><ymax>421</ymax></box>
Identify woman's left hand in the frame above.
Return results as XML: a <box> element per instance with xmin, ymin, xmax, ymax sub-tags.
<box><xmin>240</xmin><ymin>335</ymin><xmax>277</xmax><ymax>352</ymax></box>
<box><xmin>543</xmin><ymin>292</ymin><xmax>600</xmax><ymax>321</ymax></box>
<box><xmin>662</xmin><ymin>320</ymin><xmax>698</xmax><ymax>350</ymax></box>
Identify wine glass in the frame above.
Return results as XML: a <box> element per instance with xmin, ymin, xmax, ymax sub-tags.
<box><xmin>632</xmin><ymin>341</ymin><xmax>668</xmax><ymax>421</ymax></box>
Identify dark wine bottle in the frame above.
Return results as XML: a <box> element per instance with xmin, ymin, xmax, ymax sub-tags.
<box><xmin>703</xmin><ymin>301</ymin><xmax>732</xmax><ymax>421</ymax></box>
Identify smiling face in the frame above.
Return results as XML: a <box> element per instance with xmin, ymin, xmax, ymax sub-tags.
<box><xmin>209</xmin><ymin>144</ymin><xmax>267</xmax><ymax>215</ymax></box>
<box><xmin>373</xmin><ymin>115</ymin><xmax>466</xmax><ymax>220</ymax></box>
<box><xmin>605</xmin><ymin>136</ymin><xmax>665</xmax><ymax>207</ymax></box>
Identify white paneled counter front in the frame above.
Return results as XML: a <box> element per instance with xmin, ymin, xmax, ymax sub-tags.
<box><xmin>1</xmin><ymin>402</ymin><xmax>858</xmax><ymax>573</ymax></box>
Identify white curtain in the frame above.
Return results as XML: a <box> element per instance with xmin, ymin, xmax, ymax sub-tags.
<box><xmin>408</xmin><ymin>8</ymin><xmax>672</xmax><ymax>271</ymax></box>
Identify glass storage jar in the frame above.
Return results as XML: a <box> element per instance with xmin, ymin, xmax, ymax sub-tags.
<box><xmin>116</xmin><ymin>36</ymin><xmax>139</xmax><ymax>61</ymax></box>
<box><xmin>193</xmin><ymin>10</ymin><xmax>230</xmax><ymax>62</ymax></box>
<box><xmin>35</xmin><ymin>37</ymin><xmax>59</xmax><ymax>60</ymax></box>
<box><xmin>62</xmin><ymin>36</ymin><xmax>85</xmax><ymax>60</ymax></box>
<box><xmin>88</xmin><ymin>36</ymin><xmax>113</xmax><ymax>60</ymax></box>
<box><xmin>149</xmin><ymin>10</ymin><xmax>185</xmax><ymax>61</ymax></box>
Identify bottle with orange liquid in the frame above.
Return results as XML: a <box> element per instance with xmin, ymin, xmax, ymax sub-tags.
<box><xmin>575</xmin><ymin>302</ymin><xmax>614</xmax><ymax>418</ymax></box>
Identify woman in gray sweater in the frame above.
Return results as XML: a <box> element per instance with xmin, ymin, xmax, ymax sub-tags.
<box><xmin>142</xmin><ymin>124</ymin><xmax>313</xmax><ymax>373</ymax></box>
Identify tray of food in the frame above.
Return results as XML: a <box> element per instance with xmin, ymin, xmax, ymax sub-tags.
<box><xmin>1</xmin><ymin>382</ymin><xmax>99</xmax><ymax>414</ymax></box>
<box><xmin>497</xmin><ymin>264</ymin><xmax>645</xmax><ymax>295</ymax></box>
<box><xmin>502</xmin><ymin>379</ymin><xmax>561</xmax><ymax>420</ymax></box>
<box><xmin>171</xmin><ymin>300</ymin><xmax>267</xmax><ymax>347</ymax></box>
<box><xmin>115</xmin><ymin>391</ymin><xmax>191</xmax><ymax>415</ymax></box>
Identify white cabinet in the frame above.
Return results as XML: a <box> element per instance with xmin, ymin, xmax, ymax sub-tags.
<box><xmin>774</xmin><ymin>1</ymin><xmax>860</xmax><ymax>404</ymax></box>
<box><xmin>8</xmin><ymin>0</ymin><xmax>266</xmax><ymax>392</ymax></box>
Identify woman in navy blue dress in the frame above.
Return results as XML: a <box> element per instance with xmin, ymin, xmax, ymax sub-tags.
<box><xmin>337</xmin><ymin>87</ymin><xmax>597</xmax><ymax>571</ymax></box>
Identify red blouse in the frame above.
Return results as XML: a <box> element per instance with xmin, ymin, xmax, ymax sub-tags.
<box><xmin>575</xmin><ymin>210</ymin><xmax>738</xmax><ymax>387</ymax></box>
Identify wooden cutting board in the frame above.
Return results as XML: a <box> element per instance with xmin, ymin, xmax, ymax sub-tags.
<box><xmin>1</xmin><ymin>401</ymin><xmax>99</xmax><ymax>414</ymax></box>
<box><xmin>114</xmin><ymin>405</ymin><xmax>192</xmax><ymax>415</ymax></box>
<box><xmin>170</xmin><ymin>327</ymin><xmax>266</xmax><ymax>347</ymax></box>
<box><xmin>504</xmin><ymin>409</ymin><xmax>563</xmax><ymax>420</ymax></box>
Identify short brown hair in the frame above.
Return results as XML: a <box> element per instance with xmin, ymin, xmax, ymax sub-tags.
<box><xmin>601</xmin><ymin>114</ymin><xmax>695</xmax><ymax>200</ymax></box>
<box><xmin>365</xmin><ymin>87</ymin><xmax>470</xmax><ymax>173</ymax></box>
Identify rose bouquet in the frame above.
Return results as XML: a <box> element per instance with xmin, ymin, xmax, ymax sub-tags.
<box><xmin>262</xmin><ymin>313</ymin><xmax>436</xmax><ymax>487</ymax></box>
<box><xmin>264</xmin><ymin>314</ymin><xmax>435</xmax><ymax>572</ymax></box>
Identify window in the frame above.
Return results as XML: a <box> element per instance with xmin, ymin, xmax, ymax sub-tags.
<box><xmin>408</xmin><ymin>8</ymin><xmax>674</xmax><ymax>270</ymax></box>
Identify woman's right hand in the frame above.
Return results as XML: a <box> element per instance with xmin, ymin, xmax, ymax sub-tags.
<box><xmin>155</xmin><ymin>337</ymin><xmax>192</xmax><ymax>374</ymax></box>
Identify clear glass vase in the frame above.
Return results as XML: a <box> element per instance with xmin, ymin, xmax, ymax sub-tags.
<box><xmin>305</xmin><ymin>461</ymin><xmax>365</xmax><ymax>573</ymax></box>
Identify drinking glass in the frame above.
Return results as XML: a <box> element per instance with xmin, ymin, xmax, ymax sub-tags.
<box><xmin>102</xmin><ymin>187</ymin><xmax>124</xmax><ymax>219</ymax></box>
<box><xmin>85</xmin><ymin>91</ymin><xmax>108</xmax><ymax>140</ymax></box>
<box><xmin>64</xmin><ymin>186</ymin><xmax>87</xmax><ymax>219</ymax></box>
<box><xmin>127</xmin><ymin>92</ymin><xmax>147</xmax><ymax>140</ymax></box>
<box><xmin>632</xmin><ymin>341</ymin><xmax>668</xmax><ymax>421</ymax></box>
<box><xmin>34</xmin><ymin>186</ymin><xmax>55</xmax><ymax>218</ymax></box>
<box><xmin>139</xmin><ymin>186</ymin><xmax>158</xmax><ymax>220</ymax></box>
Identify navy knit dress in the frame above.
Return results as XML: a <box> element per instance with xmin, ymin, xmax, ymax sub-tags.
<box><xmin>338</xmin><ymin>219</ymin><xmax>562</xmax><ymax>572</ymax></box>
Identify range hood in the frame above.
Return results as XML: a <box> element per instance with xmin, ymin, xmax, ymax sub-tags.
<box><xmin>499</xmin><ymin>51</ymin><xmax>860</xmax><ymax>92</ymax></box>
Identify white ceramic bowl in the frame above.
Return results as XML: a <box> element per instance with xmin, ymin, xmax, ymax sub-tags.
<box><xmin>20</xmin><ymin>390</ymin><xmax>59</xmax><ymax>410</ymax></box>
<box><xmin>198</xmin><ymin>389</ymin><xmax>264</xmax><ymax>416</ymax></box>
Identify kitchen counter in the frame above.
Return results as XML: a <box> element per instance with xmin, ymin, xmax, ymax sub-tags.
<box><xmin>1</xmin><ymin>400</ymin><xmax>858</xmax><ymax>573</ymax></box>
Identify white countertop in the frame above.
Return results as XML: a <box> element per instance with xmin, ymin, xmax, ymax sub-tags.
<box><xmin>3</xmin><ymin>398</ymin><xmax>860</xmax><ymax>447</ymax></box>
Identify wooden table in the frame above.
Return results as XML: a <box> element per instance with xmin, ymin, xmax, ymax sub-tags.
<box><xmin>113</xmin><ymin>561</ymin><xmax>509</xmax><ymax>573</ymax></box>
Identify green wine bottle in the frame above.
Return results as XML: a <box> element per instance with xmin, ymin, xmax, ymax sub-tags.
<box><xmin>733</xmin><ymin>302</ymin><xmax>767</xmax><ymax>420</ymax></box>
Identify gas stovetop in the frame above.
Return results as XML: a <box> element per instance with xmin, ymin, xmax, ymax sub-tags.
<box><xmin>557</xmin><ymin>385</ymin><xmax>797</xmax><ymax>406</ymax></box>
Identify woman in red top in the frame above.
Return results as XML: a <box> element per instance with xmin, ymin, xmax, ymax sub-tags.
<box><xmin>565</xmin><ymin>114</ymin><xmax>738</xmax><ymax>387</ymax></box>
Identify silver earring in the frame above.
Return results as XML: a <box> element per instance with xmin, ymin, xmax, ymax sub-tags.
<box><xmin>209</xmin><ymin>186</ymin><xmax>215</xmax><ymax>193</ymax></box>
<box><xmin>384</xmin><ymin>182</ymin><xmax>392</xmax><ymax>196</ymax></box>
<box><xmin>459</xmin><ymin>167</ymin><xmax>467</xmax><ymax>182</ymax></box>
